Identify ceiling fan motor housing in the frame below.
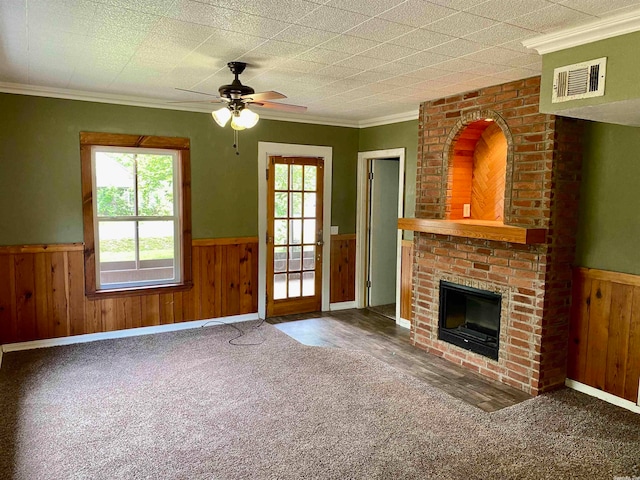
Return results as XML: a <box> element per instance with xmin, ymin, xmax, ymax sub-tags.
<box><xmin>219</xmin><ymin>61</ymin><xmax>255</xmax><ymax>99</ymax></box>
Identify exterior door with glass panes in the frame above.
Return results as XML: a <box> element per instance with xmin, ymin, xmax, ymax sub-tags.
<box><xmin>266</xmin><ymin>156</ymin><xmax>324</xmax><ymax>316</ymax></box>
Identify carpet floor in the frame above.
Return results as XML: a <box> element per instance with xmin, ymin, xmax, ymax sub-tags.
<box><xmin>0</xmin><ymin>322</ymin><xmax>639</xmax><ymax>479</ymax></box>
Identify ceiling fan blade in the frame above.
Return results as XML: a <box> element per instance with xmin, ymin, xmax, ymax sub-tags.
<box><xmin>166</xmin><ymin>99</ymin><xmax>226</xmax><ymax>104</ymax></box>
<box><xmin>250</xmin><ymin>101</ymin><xmax>307</xmax><ymax>113</ymax></box>
<box><xmin>242</xmin><ymin>91</ymin><xmax>287</xmax><ymax>102</ymax></box>
<box><xmin>175</xmin><ymin>87</ymin><xmax>221</xmax><ymax>98</ymax></box>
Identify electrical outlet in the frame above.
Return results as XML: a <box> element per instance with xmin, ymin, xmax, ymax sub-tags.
<box><xmin>463</xmin><ymin>204</ymin><xmax>471</xmax><ymax>218</ymax></box>
<box><xmin>330</xmin><ymin>226</ymin><xmax>339</xmax><ymax>235</ymax></box>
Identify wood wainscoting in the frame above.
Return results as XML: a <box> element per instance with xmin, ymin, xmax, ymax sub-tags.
<box><xmin>0</xmin><ymin>238</ymin><xmax>258</xmax><ymax>345</ymax></box>
<box><xmin>568</xmin><ymin>267</ymin><xmax>640</xmax><ymax>403</ymax></box>
<box><xmin>400</xmin><ymin>239</ymin><xmax>413</xmax><ymax>321</ymax></box>
<box><xmin>330</xmin><ymin>234</ymin><xmax>356</xmax><ymax>304</ymax></box>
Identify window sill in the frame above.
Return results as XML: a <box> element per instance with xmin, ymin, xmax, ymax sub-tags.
<box><xmin>86</xmin><ymin>282</ymin><xmax>193</xmax><ymax>300</ymax></box>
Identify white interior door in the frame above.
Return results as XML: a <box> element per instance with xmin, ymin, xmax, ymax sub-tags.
<box><xmin>368</xmin><ymin>158</ymin><xmax>400</xmax><ymax>307</ymax></box>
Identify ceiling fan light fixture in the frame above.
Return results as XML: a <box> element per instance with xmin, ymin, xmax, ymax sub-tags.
<box><xmin>212</xmin><ymin>106</ymin><xmax>231</xmax><ymax>127</ymax></box>
<box><xmin>238</xmin><ymin>107</ymin><xmax>259</xmax><ymax>128</ymax></box>
<box><xmin>230</xmin><ymin>114</ymin><xmax>246</xmax><ymax>131</ymax></box>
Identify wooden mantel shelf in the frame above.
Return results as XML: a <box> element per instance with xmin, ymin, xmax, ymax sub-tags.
<box><xmin>398</xmin><ymin>218</ymin><xmax>547</xmax><ymax>245</ymax></box>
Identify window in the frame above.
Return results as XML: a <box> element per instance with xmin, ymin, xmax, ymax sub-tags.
<box><xmin>80</xmin><ymin>133</ymin><xmax>192</xmax><ymax>297</ymax></box>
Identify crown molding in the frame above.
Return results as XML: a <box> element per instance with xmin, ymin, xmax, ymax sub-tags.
<box><xmin>523</xmin><ymin>9</ymin><xmax>640</xmax><ymax>54</ymax></box>
<box><xmin>0</xmin><ymin>82</ymin><xmax>418</xmax><ymax>129</ymax></box>
<box><xmin>357</xmin><ymin>110</ymin><xmax>419</xmax><ymax>128</ymax></box>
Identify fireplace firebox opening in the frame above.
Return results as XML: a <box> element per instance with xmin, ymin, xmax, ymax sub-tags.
<box><xmin>438</xmin><ymin>281</ymin><xmax>501</xmax><ymax>361</ymax></box>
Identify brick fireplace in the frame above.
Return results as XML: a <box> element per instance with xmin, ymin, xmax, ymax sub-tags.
<box><xmin>403</xmin><ymin>76</ymin><xmax>583</xmax><ymax>396</ymax></box>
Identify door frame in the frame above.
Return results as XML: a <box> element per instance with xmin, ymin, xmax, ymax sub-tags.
<box><xmin>258</xmin><ymin>142</ymin><xmax>332</xmax><ymax>319</ymax></box>
<box><xmin>355</xmin><ymin>148</ymin><xmax>407</xmax><ymax>328</ymax></box>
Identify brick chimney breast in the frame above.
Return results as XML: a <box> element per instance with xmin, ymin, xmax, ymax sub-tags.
<box><xmin>410</xmin><ymin>76</ymin><xmax>584</xmax><ymax>396</ymax></box>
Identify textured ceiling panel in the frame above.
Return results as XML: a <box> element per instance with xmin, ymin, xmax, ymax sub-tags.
<box><xmin>0</xmin><ymin>0</ymin><xmax>638</xmax><ymax>122</ymax></box>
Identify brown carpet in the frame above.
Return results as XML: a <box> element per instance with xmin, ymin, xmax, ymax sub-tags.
<box><xmin>0</xmin><ymin>322</ymin><xmax>639</xmax><ymax>479</ymax></box>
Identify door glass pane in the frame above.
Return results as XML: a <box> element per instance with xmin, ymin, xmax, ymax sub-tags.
<box><xmin>290</xmin><ymin>219</ymin><xmax>302</xmax><ymax>244</ymax></box>
<box><xmin>274</xmin><ymin>220</ymin><xmax>288</xmax><ymax>245</ymax></box>
<box><xmin>303</xmin><ymin>246</ymin><xmax>315</xmax><ymax>270</ymax></box>
<box><xmin>290</xmin><ymin>192</ymin><xmax>302</xmax><ymax>218</ymax></box>
<box><xmin>274</xmin><ymin>274</ymin><xmax>287</xmax><ymax>299</ymax></box>
<box><xmin>302</xmin><ymin>271</ymin><xmax>315</xmax><ymax>296</ymax></box>
<box><xmin>304</xmin><ymin>165</ymin><xmax>316</xmax><ymax>191</ymax></box>
<box><xmin>288</xmin><ymin>273</ymin><xmax>301</xmax><ymax>297</ymax></box>
<box><xmin>289</xmin><ymin>246</ymin><xmax>301</xmax><ymax>271</ymax></box>
<box><xmin>274</xmin><ymin>247</ymin><xmax>287</xmax><ymax>273</ymax></box>
<box><xmin>275</xmin><ymin>192</ymin><xmax>288</xmax><ymax>218</ymax></box>
<box><xmin>290</xmin><ymin>165</ymin><xmax>303</xmax><ymax>190</ymax></box>
<box><xmin>137</xmin><ymin>154</ymin><xmax>175</xmax><ymax>216</ymax></box>
<box><xmin>275</xmin><ymin>164</ymin><xmax>288</xmax><ymax>190</ymax></box>
<box><xmin>303</xmin><ymin>219</ymin><xmax>315</xmax><ymax>244</ymax></box>
<box><xmin>95</xmin><ymin>152</ymin><xmax>135</xmax><ymax>217</ymax></box>
<box><xmin>303</xmin><ymin>193</ymin><xmax>316</xmax><ymax>217</ymax></box>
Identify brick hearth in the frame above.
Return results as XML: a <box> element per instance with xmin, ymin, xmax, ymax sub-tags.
<box><xmin>409</xmin><ymin>76</ymin><xmax>583</xmax><ymax>396</ymax></box>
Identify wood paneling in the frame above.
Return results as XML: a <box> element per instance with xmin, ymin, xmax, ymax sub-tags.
<box><xmin>330</xmin><ymin>234</ymin><xmax>356</xmax><ymax>304</ymax></box>
<box><xmin>400</xmin><ymin>240</ymin><xmax>413</xmax><ymax>321</ymax></box>
<box><xmin>569</xmin><ymin>267</ymin><xmax>640</xmax><ymax>403</ymax></box>
<box><xmin>471</xmin><ymin>123</ymin><xmax>507</xmax><ymax>221</ymax></box>
<box><xmin>447</xmin><ymin>120</ymin><xmax>490</xmax><ymax>220</ymax></box>
<box><xmin>0</xmin><ymin>238</ymin><xmax>258</xmax><ymax>345</ymax></box>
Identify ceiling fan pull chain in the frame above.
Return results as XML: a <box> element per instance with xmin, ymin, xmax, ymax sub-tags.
<box><xmin>233</xmin><ymin>129</ymin><xmax>240</xmax><ymax>156</ymax></box>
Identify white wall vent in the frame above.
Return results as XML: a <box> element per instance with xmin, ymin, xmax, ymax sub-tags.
<box><xmin>552</xmin><ymin>57</ymin><xmax>607</xmax><ymax>103</ymax></box>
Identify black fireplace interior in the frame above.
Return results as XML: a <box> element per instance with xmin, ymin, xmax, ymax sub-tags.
<box><xmin>438</xmin><ymin>281</ymin><xmax>501</xmax><ymax>360</ymax></box>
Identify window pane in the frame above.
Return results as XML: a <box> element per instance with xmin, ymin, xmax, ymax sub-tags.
<box><xmin>98</xmin><ymin>221</ymin><xmax>135</xmax><ymax>287</ymax></box>
<box><xmin>137</xmin><ymin>154</ymin><xmax>175</xmax><ymax>217</ymax></box>
<box><xmin>302</xmin><ymin>272</ymin><xmax>315</xmax><ymax>296</ymax></box>
<box><xmin>289</xmin><ymin>246</ymin><xmax>301</xmax><ymax>271</ymax></box>
<box><xmin>99</xmin><ymin>221</ymin><xmax>135</xmax><ymax>263</ymax></box>
<box><xmin>95</xmin><ymin>152</ymin><xmax>135</xmax><ymax>217</ymax></box>
<box><xmin>275</xmin><ymin>164</ymin><xmax>288</xmax><ymax>190</ymax></box>
<box><xmin>274</xmin><ymin>274</ymin><xmax>287</xmax><ymax>299</ymax></box>
<box><xmin>303</xmin><ymin>246</ymin><xmax>315</xmax><ymax>270</ymax></box>
<box><xmin>290</xmin><ymin>192</ymin><xmax>302</xmax><ymax>218</ymax></box>
<box><xmin>274</xmin><ymin>247</ymin><xmax>287</xmax><ymax>273</ymax></box>
<box><xmin>274</xmin><ymin>220</ymin><xmax>288</xmax><ymax>245</ymax></box>
<box><xmin>290</xmin><ymin>165</ymin><xmax>302</xmax><ymax>190</ymax></box>
<box><xmin>139</xmin><ymin>221</ymin><xmax>174</xmax><ymax>262</ymax></box>
<box><xmin>139</xmin><ymin>221</ymin><xmax>175</xmax><ymax>282</ymax></box>
<box><xmin>303</xmin><ymin>193</ymin><xmax>316</xmax><ymax>218</ymax></box>
<box><xmin>288</xmin><ymin>273</ymin><xmax>301</xmax><ymax>297</ymax></box>
<box><xmin>289</xmin><ymin>219</ymin><xmax>302</xmax><ymax>245</ymax></box>
<box><xmin>303</xmin><ymin>219</ymin><xmax>315</xmax><ymax>244</ymax></box>
<box><xmin>304</xmin><ymin>165</ymin><xmax>316</xmax><ymax>191</ymax></box>
<box><xmin>275</xmin><ymin>192</ymin><xmax>288</xmax><ymax>218</ymax></box>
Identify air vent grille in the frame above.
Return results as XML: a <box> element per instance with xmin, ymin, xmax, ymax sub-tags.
<box><xmin>552</xmin><ymin>57</ymin><xmax>606</xmax><ymax>103</ymax></box>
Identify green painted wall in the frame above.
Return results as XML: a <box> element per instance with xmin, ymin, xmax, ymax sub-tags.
<box><xmin>0</xmin><ymin>93</ymin><xmax>359</xmax><ymax>244</ymax></box>
<box><xmin>540</xmin><ymin>31</ymin><xmax>640</xmax><ymax>114</ymax></box>
<box><xmin>358</xmin><ymin>120</ymin><xmax>419</xmax><ymax>219</ymax></box>
<box><xmin>576</xmin><ymin>121</ymin><xmax>640</xmax><ymax>275</ymax></box>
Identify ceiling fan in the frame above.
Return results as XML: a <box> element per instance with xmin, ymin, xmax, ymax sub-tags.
<box><xmin>174</xmin><ymin>61</ymin><xmax>307</xmax><ymax>131</ymax></box>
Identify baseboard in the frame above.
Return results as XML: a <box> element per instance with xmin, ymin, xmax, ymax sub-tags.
<box><xmin>397</xmin><ymin>318</ymin><xmax>411</xmax><ymax>329</ymax></box>
<box><xmin>0</xmin><ymin>313</ymin><xmax>260</xmax><ymax>355</ymax></box>
<box><xmin>565</xmin><ymin>379</ymin><xmax>640</xmax><ymax>414</ymax></box>
<box><xmin>329</xmin><ymin>301</ymin><xmax>356</xmax><ymax>311</ymax></box>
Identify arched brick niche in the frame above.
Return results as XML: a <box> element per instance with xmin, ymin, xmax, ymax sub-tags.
<box><xmin>442</xmin><ymin>110</ymin><xmax>513</xmax><ymax>222</ymax></box>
